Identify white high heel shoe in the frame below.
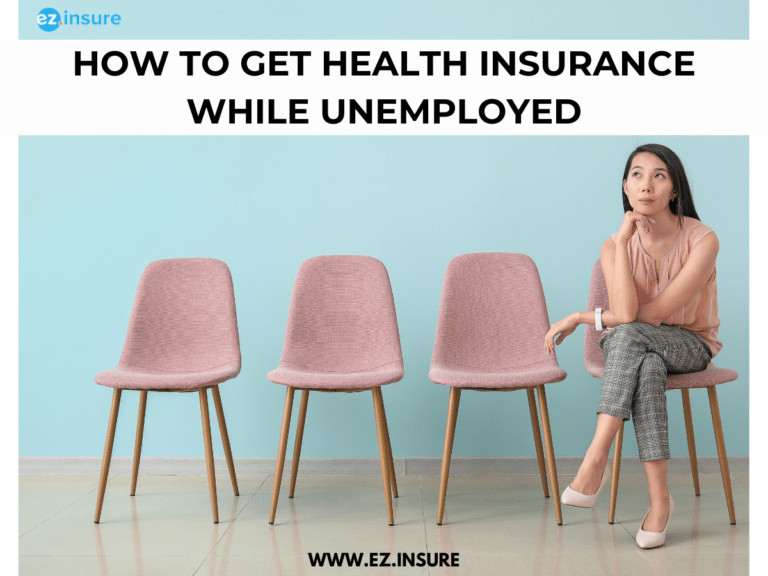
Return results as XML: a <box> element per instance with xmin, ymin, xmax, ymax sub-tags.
<box><xmin>561</xmin><ymin>465</ymin><xmax>610</xmax><ymax>508</ymax></box>
<box><xmin>636</xmin><ymin>496</ymin><xmax>674</xmax><ymax>549</ymax></box>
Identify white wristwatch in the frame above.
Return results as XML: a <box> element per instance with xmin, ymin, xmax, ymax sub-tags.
<box><xmin>595</xmin><ymin>308</ymin><xmax>603</xmax><ymax>331</ymax></box>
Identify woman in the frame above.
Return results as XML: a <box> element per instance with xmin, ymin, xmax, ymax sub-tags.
<box><xmin>544</xmin><ymin>144</ymin><xmax>720</xmax><ymax>549</ymax></box>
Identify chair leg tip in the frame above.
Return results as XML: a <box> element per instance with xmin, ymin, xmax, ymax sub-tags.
<box><xmin>557</xmin><ymin>522</ymin><xmax>563</xmax><ymax>526</ymax></box>
<box><xmin>731</xmin><ymin>522</ymin><xmax>736</xmax><ymax>525</ymax></box>
<box><xmin>544</xmin><ymin>495</ymin><xmax>550</xmax><ymax>498</ymax></box>
<box><xmin>608</xmin><ymin>521</ymin><xmax>614</xmax><ymax>525</ymax></box>
<box><xmin>388</xmin><ymin>523</ymin><xmax>394</xmax><ymax>526</ymax></box>
<box><xmin>269</xmin><ymin>522</ymin><xmax>274</xmax><ymax>525</ymax></box>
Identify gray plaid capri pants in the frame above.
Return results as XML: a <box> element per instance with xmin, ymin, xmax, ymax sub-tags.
<box><xmin>598</xmin><ymin>322</ymin><xmax>712</xmax><ymax>461</ymax></box>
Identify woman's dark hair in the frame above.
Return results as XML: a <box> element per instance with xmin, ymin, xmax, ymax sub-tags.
<box><xmin>622</xmin><ymin>143</ymin><xmax>700</xmax><ymax>223</ymax></box>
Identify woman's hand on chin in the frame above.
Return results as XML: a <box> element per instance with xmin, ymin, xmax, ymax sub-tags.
<box><xmin>544</xmin><ymin>313</ymin><xmax>579</xmax><ymax>354</ymax></box>
<box><xmin>616</xmin><ymin>211</ymin><xmax>655</xmax><ymax>244</ymax></box>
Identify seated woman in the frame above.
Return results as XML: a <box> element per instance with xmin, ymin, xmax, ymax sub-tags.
<box><xmin>544</xmin><ymin>143</ymin><xmax>720</xmax><ymax>549</ymax></box>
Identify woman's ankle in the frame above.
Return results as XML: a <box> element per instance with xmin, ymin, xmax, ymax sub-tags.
<box><xmin>649</xmin><ymin>490</ymin><xmax>671</xmax><ymax>508</ymax></box>
<box><xmin>582</xmin><ymin>448</ymin><xmax>609</xmax><ymax>470</ymax></box>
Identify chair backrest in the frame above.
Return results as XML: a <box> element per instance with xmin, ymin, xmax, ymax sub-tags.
<box><xmin>119</xmin><ymin>258</ymin><xmax>240</xmax><ymax>373</ymax></box>
<box><xmin>584</xmin><ymin>259</ymin><xmax>609</xmax><ymax>372</ymax></box>
<box><xmin>278</xmin><ymin>255</ymin><xmax>403</xmax><ymax>373</ymax></box>
<box><xmin>431</xmin><ymin>253</ymin><xmax>555</xmax><ymax>371</ymax></box>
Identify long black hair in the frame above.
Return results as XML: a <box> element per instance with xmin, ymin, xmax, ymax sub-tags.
<box><xmin>622</xmin><ymin>143</ymin><xmax>700</xmax><ymax>223</ymax></box>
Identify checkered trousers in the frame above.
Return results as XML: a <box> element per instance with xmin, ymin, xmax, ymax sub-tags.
<box><xmin>598</xmin><ymin>322</ymin><xmax>712</xmax><ymax>461</ymax></box>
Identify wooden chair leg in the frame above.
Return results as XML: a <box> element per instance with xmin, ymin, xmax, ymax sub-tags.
<box><xmin>95</xmin><ymin>389</ymin><xmax>122</xmax><ymax>523</ymax></box>
<box><xmin>437</xmin><ymin>387</ymin><xmax>461</xmax><ymax>525</ymax></box>
<box><xmin>130</xmin><ymin>390</ymin><xmax>148</xmax><ymax>496</ymax></box>
<box><xmin>372</xmin><ymin>387</ymin><xmax>395</xmax><ymax>525</ymax></box>
<box><xmin>681</xmin><ymin>388</ymin><xmax>701</xmax><ymax>496</ymax></box>
<box><xmin>376</xmin><ymin>387</ymin><xmax>398</xmax><ymax>499</ymax></box>
<box><xmin>385</xmin><ymin>425</ymin><xmax>398</xmax><ymax>499</ymax></box>
<box><xmin>211</xmin><ymin>386</ymin><xmax>239</xmax><ymax>496</ymax></box>
<box><xmin>199</xmin><ymin>388</ymin><xmax>219</xmax><ymax>524</ymax></box>
<box><xmin>289</xmin><ymin>390</ymin><xmax>309</xmax><ymax>498</ymax></box>
<box><xmin>527</xmin><ymin>388</ymin><xmax>549</xmax><ymax>498</ymax></box>
<box><xmin>536</xmin><ymin>385</ymin><xmax>562</xmax><ymax>525</ymax></box>
<box><xmin>269</xmin><ymin>386</ymin><xmax>295</xmax><ymax>524</ymax></box>
<box><xmin>608</xmin><ymin>422</ymin><xmax>624</xmax><ymax>524</ymax></box>
<box><xmin>707</xmin><ymin>386</ymin><xmax>736</xmax><ymax>525</ymax></box>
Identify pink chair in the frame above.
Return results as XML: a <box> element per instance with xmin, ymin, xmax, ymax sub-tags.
<box><xmin>584</xmin><ymin>259</ymin><xmax>738</xmax><ymax>524</ymax></box>
<box><xmin>268</xmin><ymin>256</ymin><xmax>404</xmax><ymax>525</ymax></box>
<box><xmin>431</xmin><ymin>253</ymin><xmax>567</xmax><ymax>526</ymax></box>
<box><xmin>93</xmin><ymin>258</ymin><xmax>241</xmax><ymax>524</ymax></box>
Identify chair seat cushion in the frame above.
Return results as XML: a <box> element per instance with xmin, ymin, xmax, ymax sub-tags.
<box><xmin>429</xmin><ymin>359</ymin><xmax>567</xmax><ymax>388</ymax></box>
<box><xmin>267</xmin><ymin>361</ymin><xmax>403</xmax><ymax>390</ymax></box>
<box><xmin>95</xmin><ymin>361</ymin><xmax>241</xmax><ymax>390</ymax></box>
<box><xmin>584</xmin><ymin>362</ymin><xmax>738</xmax><ymax>389</ymax></box>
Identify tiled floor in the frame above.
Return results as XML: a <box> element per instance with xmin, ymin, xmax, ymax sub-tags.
<box><xmin>19</xmin><ymin>472</ymin><xmax>748</xmax><ymax>575</ymax></box>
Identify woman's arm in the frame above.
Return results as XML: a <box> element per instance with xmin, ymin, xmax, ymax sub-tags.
<box><xmin>603</xmin><ymin>212</ymin><xmax>653</xmax><ymax>324</ymax></box>
<box><xmin>544</xmin><ymin>212</ymin><xmax>652</xmax><ymax>354</ymax></box>
<box><xmin>543</xmin><ymin>308</ymin><xmax>633</xmax><ymax>354</ymax></box>
<box><xmin>636</xmin><ymin>232</ymin><xmax>719</xmax><ymax>326</ymax></box>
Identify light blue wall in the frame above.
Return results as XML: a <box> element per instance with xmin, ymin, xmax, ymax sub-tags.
<box><xmin>19</xmin><ymin>136</ymin><xmax>748</xmax><ymax>460</ymax></box>
<box><xmin>20</xmin><ymin>0</ymin><xmax>748</xmax><ymax>39</ymax></box>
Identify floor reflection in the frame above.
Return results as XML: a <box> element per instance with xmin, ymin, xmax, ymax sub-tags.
<box><xmin>20</xmin><ymin>473</ymin><xmax>748</xmax><ymax>576</ymax></box>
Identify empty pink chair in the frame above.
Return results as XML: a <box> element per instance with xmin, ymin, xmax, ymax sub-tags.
<box><xmin>584</xmin><ymin>259</ymin><xmax>738</xmax><ymax>524</ymax></box>
<box><xmin>94</xmin><ymin>258</ymin><xmax>241</xmax><ymax>524</ymax></box>
<box><xmin>431</xmin><ymin>253</ymin><xmax>566</xmax><ymax>526</ymax></box>
<box><xmin>268</xmin><ymin>255</ymin><xmax>403</xmax><ymax>525</ymax></box>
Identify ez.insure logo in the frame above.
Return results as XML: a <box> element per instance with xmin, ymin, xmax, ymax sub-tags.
<box><xmin>37</xmin><ymin>8</ymin><xmax>61</xmax><ymax>31</ymax></box>
<box><xmin>37</xmin><ymin>7</ymin><xmax>122</xmax><ymax>32</ymax></box>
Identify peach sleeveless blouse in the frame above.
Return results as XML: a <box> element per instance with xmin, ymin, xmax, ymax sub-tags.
<box><xmin>611</xmin><ymin>216</ymin><xmax>721</xmax><ymax>357</ymax></box>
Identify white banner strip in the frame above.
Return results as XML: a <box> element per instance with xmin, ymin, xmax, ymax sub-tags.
<box><xmin>3</xmin><ymin>39</ymin><xmax>763</xmax><ymax>135</ymax></box>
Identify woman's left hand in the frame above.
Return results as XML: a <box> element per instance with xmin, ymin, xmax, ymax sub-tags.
<box><xmin>544</xmin><ymin>313</ymin><xmax>579</xmax><ymax>354</ymax></box>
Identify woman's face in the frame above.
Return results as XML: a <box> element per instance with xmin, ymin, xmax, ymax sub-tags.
<box><xmin>622</xmin><ymin>152</ymin><xmax>676</xmax><ymax>216</ymax></box>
